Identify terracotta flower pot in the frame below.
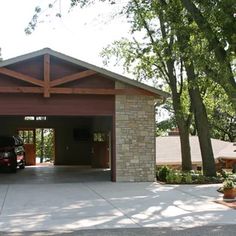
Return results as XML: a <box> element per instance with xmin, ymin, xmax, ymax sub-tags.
<box><xmin>223</xmin><ymin>188</ymin><xmax>236</xmax><ymax>201</ymax></box>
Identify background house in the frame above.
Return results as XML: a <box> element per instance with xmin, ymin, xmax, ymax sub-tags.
<box><xmin>156</xmin><ymin>136</ymin><xmax>236</xmax><ymax>170</ymax></box>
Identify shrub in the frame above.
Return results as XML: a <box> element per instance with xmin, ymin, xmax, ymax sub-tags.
<box><xmin>166</xmin><ymin>170</ymin><xmax>175</xmax><ymax>184</ymax></box>
<box><xmin>166</xmin><ymin>170</ymin><xmax>183</xmax><ymax>184</ymax></box>
<box><xmin>221</xmin><ymin>170</ymin><xmax>231</xmax><ymax>179</ymax></box>
<box><xmin>196</xmin><ymin>174</ymin><xmax>206</xmax><ymax>184</ymax></box>
<box><xmin>174</xmin><ymin>172</ymin><xmax>183</xmax><ymax>184</ymax></box>
<box><xmin>183</xmin><ymin>172</ymin><xmax>193</xmax><ymax>184</ymax></box>
<box><xmin>230</xmin><ymin>174</ymin><xmax>236</xmax><ymax>182</ymax></box>
<box><xmin>156</xmin><ymin>165</ymin><xmax>224</xmax><ymax>184</ymax></box>
<box><xmin>157</xmin><ymin>166</ymin><xmax>171</xmax><ymax>182</ymax></box>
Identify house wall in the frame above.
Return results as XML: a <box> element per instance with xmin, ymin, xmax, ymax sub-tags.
<box><xmin>0</xmin><ymin>94</ymin><xmax>114</xmax><ymax>116</ymax></box>
<box><xmin>115</xmin><ymin>82</ymin><xmax>156</xmax><ymax>181</ymax></box>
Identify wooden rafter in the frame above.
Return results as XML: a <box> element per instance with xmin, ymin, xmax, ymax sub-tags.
<box><xmin>50</xmin><ymin>70</ymin><xmax>97</xmax><ymax>87</ymax></box>
<box><xmin>0</xmin><ymin>53</ymin><xmax>157</xmax><ymax>97</ymax></box>
<box><xmin>44</xmin><ymin>54</ymin><xmax>50</xmax><ymax>97</ymax></box>
<box><xmin>0</xmin><ymin>67</ymin><xmax>44</xmax><ymax>87</ymax></box>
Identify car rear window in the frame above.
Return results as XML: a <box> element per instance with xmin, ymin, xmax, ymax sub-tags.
<box><xmin>0</xmin><ymin>136</ymin><xmax>16</xmax><ymax>148</ymax></box>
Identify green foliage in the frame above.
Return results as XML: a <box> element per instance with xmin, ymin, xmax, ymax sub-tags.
<box><xmin>183</xmin><ymin>172</ymin><xmax>193</xmax><ymax>184</ymax></box>
<box><xmin>230</xmin><ymin>174</ymin><xmax>236</xmax><ymax>182</ymax></box>
<box><xmin>25</xmin><ymin>1</ymin><xmax>63</xmax><ymax>34</ymax></box>
<box><xmin>0</xmin><ymin>47</ymin><xmax>2</xmax><ymax>61</ymax></box>
<box><xmin>180</xmin><ymin>0</ymin><xmax>236</xmax><ymax>102</ymax></box>
<box><xmin>203</xmin><ymin>83</ymin><xmax>236</xmax><ymax>141</ymax></box>
<box><xmin>166</xmin><ymin>170</ymin><xmax>184</xmax><ymax>184</ymax></box>
<box><xmin>157</xmin><ymin>166</ymin><xmax>224</xmax><ymax>184</ymax></box>
<box><xmin>70</xmin><ymin>0</ymin><xmax>116</xmax><ymax>8</ymax></box>
<box><xmin>223</xmin><ymin>179</ymin><xmax>235</xmax><ymax>190</ymax></box>
<box><xmin>189</xmin><ymin>0</ymin><xmax>236</xmax><ymax>55</ymax></box>
<box><xmin>165</xmin><ymin>171</ymin><xmax>174</xmax><ymax>184</ymax></box>
<box><xmin>165</xmin><ymin>169</ymin><xmax>184</xmax><ymax>184</ymax></box>
<box><xmin>157</xmin><ymin>166</ymin><xmax>171</xmax><ymax>182</ymax></box>
<box><xmin>221</xmin><ymin>170</ymin><xmax>230</xmax><ymax>179</ymax></box>
<box><xmin>35</xmin><ymin>129</ymin><xmax>54</xmax><ymax>161</ymax></box>
<box><xmin>174</xmin><ymin>172</ymin><xmax>183</xmax><ymax>184</ymax></box>
<box><xmin>156</xmin><ymin>117</ymin><xmax>176</xmax><ymax>136</ymax></box>
<box><xmin>25</xmin><ymin>6</ymin><xmax>41</xmax><ymax>34</ymax></box>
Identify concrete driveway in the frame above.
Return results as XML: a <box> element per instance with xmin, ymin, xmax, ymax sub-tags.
<box><xmin>0</xmin><ymin>166</ymin><xmax>235</xmax><ymax>234</ymax></box>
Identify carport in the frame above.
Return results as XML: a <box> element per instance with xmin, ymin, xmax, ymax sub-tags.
<box><xmin>0</xmin><ymin>48</ymin><xmax>168</xmax><ymax>181</ymax></box>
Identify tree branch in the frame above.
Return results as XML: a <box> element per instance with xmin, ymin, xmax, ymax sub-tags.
<box><xmin>180</xmin><ymin>0</ymin><xmax>236</xmax><ymax>101</ymax></box>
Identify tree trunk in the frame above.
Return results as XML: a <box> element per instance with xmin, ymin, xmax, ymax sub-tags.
<box><xmin>186</xmin><ymin>64</ymin><xmax>216</xmax><ymax>176</ymax></box>
<box><xmin>178</xmin><ymin>120</ymin><xmax>192</xmax><ymax>171</ymax></box>
<box><xmin>174</xmin><ymin>17</ymin><xmax>217</xmax><ymax>176</ymax></box>
<box><xmin>141</xmin><ymin>1</ymin><xmax>193</xmax><ymax>171</ymax></box>
<box><xmin>171</xmin><ymin>92</ymin><xmax>192</xmax><ymax>171</ymax></box>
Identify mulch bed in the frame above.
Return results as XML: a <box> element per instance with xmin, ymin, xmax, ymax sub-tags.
<box><xmin>214</xmin><ymin>200</ymin><xmax>236</xmax><ymax>209</ymax></box>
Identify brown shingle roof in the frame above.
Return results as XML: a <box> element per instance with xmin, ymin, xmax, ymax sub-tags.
<box><xmin>156</xmin><ymin>136</ymin><xmax>235</xmax><ymax>164</ymax></box>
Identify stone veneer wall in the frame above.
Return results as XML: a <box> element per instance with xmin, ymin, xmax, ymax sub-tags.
<box><xmin>115</xmin><ymin>81</ymin><xmax>156</xmax><ymax>181</ymax></box>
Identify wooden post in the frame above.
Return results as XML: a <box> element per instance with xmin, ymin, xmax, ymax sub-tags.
<box><xmin>44</xmin><ymin>54</ymin><xmax>50</xmax><ymax>98</ymax></box>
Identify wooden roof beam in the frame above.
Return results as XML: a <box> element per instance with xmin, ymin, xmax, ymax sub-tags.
<box><xmin>0</xmin><ymin>87</ymin><xmax>156</xmax><ymax>96</ymax></box>
<box><xmin>44</xmin><ymin>54</ymin><xmax>50</xmax><ymax>98</ymax></box>
<box><xmin>50</xmin><ymin>70</ymin><xmax>97</xmax><ymax>87</ymax></box>
<box><xmin>0</xmin><ymin>67</ymin><xmax>44</xmax><ymax>87</ymax></box>
<box><xmin>0</xmin><ymin>86</ymin><xmax>43</xmax><ymax>93</ymax></box>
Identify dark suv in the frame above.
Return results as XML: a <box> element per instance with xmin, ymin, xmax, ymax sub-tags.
<box><xmin>0</xmin><ymin>135</ymin><xmax>25</xmax><ymax>172</ymax></box>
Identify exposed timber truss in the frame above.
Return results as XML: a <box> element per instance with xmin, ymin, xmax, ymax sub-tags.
<box><xmin>0</xmin><ymin>54</ymin><xmax>155</xmax><ymax>98</ymax></box>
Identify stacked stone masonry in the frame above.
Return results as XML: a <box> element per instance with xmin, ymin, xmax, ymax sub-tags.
<box><xmin>115</xmin><ymin>82</ymin><xmax>156</xmax><ymax>181</ymax></box>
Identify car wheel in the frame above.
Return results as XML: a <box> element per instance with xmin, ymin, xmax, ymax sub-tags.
<box><xmin>9</xmin><ymin>165</ymin><xmax>17</xmax><ymax>173</ymax></box>
<box><xmin>19</xmin><ymin>164</ymin><xmax>25</xmax><ymax>169</ymax></box>
<box><xmin>10</xmin><ymin>152</ymin><xmax>17</xmax><ymax>173</ymax></box>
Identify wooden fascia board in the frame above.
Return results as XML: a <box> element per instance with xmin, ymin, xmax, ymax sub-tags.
<box><xmin>49</xmin><ymin>88</ymin><xmax>155</xmax><ymax>96</ymax></box>
<box><xmin>50</xmin><ymin>70</ymin><xmax>97</xmax><ymax>87</ymax></box>
<box><xmin>0</xmin><ymin>67</ymin><xmax>44</xmax><ymax>87</ymax></box>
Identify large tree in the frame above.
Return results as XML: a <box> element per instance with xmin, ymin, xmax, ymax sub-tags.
<box><xmin>164</xmin><ymin>0</ymin><xmax>216</xmax><ymax>176</ymax></box>
<box><xmin>180</xmin><ymin>0</ymin><xmax>236</xmax><ymax>104</ymax></box>
<box><xmin>129</xmin><ymin>0</ymin><xmax>216</xmax><ymax>175</ymax></box>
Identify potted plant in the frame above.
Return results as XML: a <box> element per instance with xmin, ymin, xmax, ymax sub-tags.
<box><xmin>222</xmin><ymin>179</ymin><xmax>236</xmax><ymax>201</ymax></box>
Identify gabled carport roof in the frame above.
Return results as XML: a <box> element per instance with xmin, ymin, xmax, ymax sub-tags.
<box><xmin>0</xmin><ymin>48</ymin><xmax>169</xmax><ymax>99</ymax></box>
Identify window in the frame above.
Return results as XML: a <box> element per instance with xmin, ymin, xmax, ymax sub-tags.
<box><xmin>18</xmin><ymin>129</ymin><xmax>35</xmax><ymax>144</ymax></box>
<box><xmin>36</xmin><ymin>116</ymin><xmax>47</xmax><ymax>121</ymax></box>
<box><xmin>24</xmin><ymin>116</ymin><xmax>47</xmax><ymax>121</ymax></box>
<box><xmin>93</xmin><ymin>133</ymin><xmax>106</xmax><ymax>142</ymax></box>
<box><xmin>24</xmin><ymin>116</ymin><xmax>35</xmax><ymax>121</ymax></box>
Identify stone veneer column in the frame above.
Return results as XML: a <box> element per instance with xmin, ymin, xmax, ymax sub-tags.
<box><xmin>115</xmin><ymin>82</ymin><xmax>156</xmax><ymax>181</ymax></box>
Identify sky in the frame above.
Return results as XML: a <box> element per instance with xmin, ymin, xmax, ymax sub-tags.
<box><xmin>0</xmin><ymin>0</ymin><xmax>130</xmax><ymax>73</ymax></box>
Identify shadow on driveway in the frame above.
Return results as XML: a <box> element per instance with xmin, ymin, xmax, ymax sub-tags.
<box><xmin>0</xmin><ymin>166</ymin><xmax>111</xmax><ymax>184</ymax></box>
<box><xmin>1</xmin><ymin>225</ymin><xmax>236</xmax><ymax>236</ymax></box>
